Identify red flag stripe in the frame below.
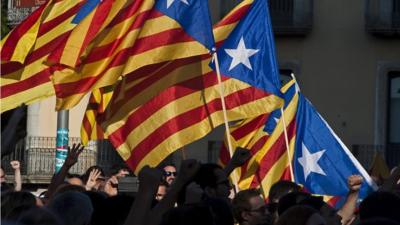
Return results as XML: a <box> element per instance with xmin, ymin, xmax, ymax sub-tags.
<box><xmin>106</xmin><ymin>71</ymin><xmax>233</xmax><ymax>143</ymax></box>
<box><xmin>249</xmin><ymin>120</ymin><xmax>296</xmax><ymax>187</ymax></box>
<box><xmin>1</xmin><ymin>68</ymin><xmax>52</xmax><ymax>98</ymax></box>
<box><xmin>53</xmin><ymin>29</ymin><xmax>201</xmax><ymax>98</ymax></box>
<box><xmin>230</xmin><ymin>115</ymin><xmax>269</xmax><ymax>140</ymax></box>
<box><xmin>1</xmin><ymin>2</ymin><xmax>49</xmax><ymax>60</ymax></box>
<box><xmin>214</xmin><ymin>3</ymin><xmax>251</xmax><ymax>28</ymax></box>
<box><xmin>38</xmin><ymin>1</ymin><xmax>84</xmax><ymax>36</ymax></box>
<box><xmin>121</xmin><ymin>88</ymin><xmax>272</xmax><ymax>170</ymax></box>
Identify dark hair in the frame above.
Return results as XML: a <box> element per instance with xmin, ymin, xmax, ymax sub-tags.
<box><xmin>160</xmin><ymin>163</ymin><xmax>177</xmax><ymax>170</ymax></box>
<box><xmin>1</xmin><ymin>191</ymin><xmax>37</xmax><ymax>219</ymax></box>
<box><xmin>359</xmin><ymin>191</ymin><xmax>400</xmax><ymax>222</ymax></box>
<box><xmin>277</xmin><ymin>192</ymin><xmax>324</xmax><ymax>216</ymax></box>
<box><xmin>54</xmin><ymin>183</ymin><xmax>86</xmax><ymax>197</ymax></box>
<box><xmin>276</xmin><ymin>205</ymin><xmax>322</xmax><ymax>225</ymax></box>
<box><xmin>194</xmin><ymin>163</ymin><xmax>224</xmax><ymax>189</ymax></box>
<box><xmin>66</xmin><ymin>173</ymin><xmax>82</xmax><ymax>179</ymax></box>
<box><xmin>82</xmin><ymin>166</ymin><xmax>105</xmax><ymax>184</ymax></box>
<box><xmin>48</xmin><ymin>192</ymin><xmax>94</xmax><ymax>225</ymax></box>
<box><xmin>269</xmin><ymin>180</ymin><xmax>301</xmax><ymax>203</ymax></box>
<box><xmin>17</xmin><ymin>207</ymin><xmax>62</xmax><ymax>225</ymax></box>
<box><xmin>109</xmin><ymin>164</ymin><xmax>131</xmax><ymax>176</ymax></box>
<box><xmin>232</xmin><ymin>189</ymin><xmax>262</xmax><ymax>223</ymax></box>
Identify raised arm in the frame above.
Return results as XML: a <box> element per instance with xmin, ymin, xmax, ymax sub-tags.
<box><xmin>337</xmin><ymin>175</ymin><xmax>363</xmax><ymax>225</ymax></box>
<box><xmin>124</xmin><ymin>166</ymin><xmax>163</xmax><ymax>225</ymax></box>
<box><xmin>10</xmin><ymin>160</ymin><xmax>22</xmax><ymax>191</ymax></box>
<box><xmin>223</xmin><ymin>147</ymin><xmax>252</xmax><ymax>176</ymax></box>
<box><xmin>147</xmin><ymin>159</ymin><xmax>200</xmax><ymax>225</ymax></box>
<box><xmin>46</xmin><ymin>143</ymin><xmax>84</xmax><ymax>199</ymax></box>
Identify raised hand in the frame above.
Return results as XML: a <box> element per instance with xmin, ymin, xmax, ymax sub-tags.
<box><xmin>138</xmin><ymin>166</ymin><xmax>163</xmax><ymax>190</ymax></box>
<box><xmin>230</xmin><ymin>147</ymin><xmax>252</xmax><ymax>167</ymax></box>
<box><xmin>104</xmin><ymin>176</ymin><xmax>118</xmax><ymax>197</ymax></box>
<box><xmin>347</xmin><ymin>175</ymin><xmax>363</xmax><ymax>192</ymax></box>
<box><xmin>176</xmin><ymin>159</ymin><xmax>200</xmax><ymax>185</ymax></box>
<box><xmin>10</xmin><ymin>160</ymin><xmax>21</xmax><ymax>170</ymax></box>
<box><xmin>64</xmin><ymin>143</ymin><xmax>84</xmax><ymax>168</ymax></box>
<box><xmin>85</xmin><ymin>169</ymin><xmax>102</xmax><ymax>190</ymax></box>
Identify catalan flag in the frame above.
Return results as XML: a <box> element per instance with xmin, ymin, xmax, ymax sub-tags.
<box><xmin>219</xmin><ymin>79</ymin><xmax>298</xmax><ymax>199</ymax></box>
<box><xmin>0</xmin><ymin>0</ymin><xmax>99</xmax><ymax>113</ymax></box>
<box><xmin>1</xmin><ymin>0</ymin><xmax>52</xmax><ymax>63</ymax></box>
<box><xmin>210</xmin><ymin>0</ymin><xmax>282</xmax><ymax>97</ymax></box>
<box><xmin>80</xmin><ymin>85</ymin><xmax>114</xmax><ymax>145</ymax></box>
<box><xmin>50</xmin><ymin>0</ymin><xmax>215</xmax><ymax>110</ymax></box>
<box><xmin>100</xmin><ymin>0</ymin><xmax>282</xmax><ymax>174</ymax></box>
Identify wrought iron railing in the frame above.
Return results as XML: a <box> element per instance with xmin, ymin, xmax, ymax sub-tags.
<box><xmin>365</xmin><ymin>0</ymin><xmax>400</xmax><ymax>35</ymax></box>
<box><xmin>1</xmin><ymin>137</ymin><xmax>97</xmax><ymax>183</ymax></box>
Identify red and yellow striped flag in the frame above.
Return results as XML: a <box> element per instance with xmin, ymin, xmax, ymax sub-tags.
<box><xmin>99</xmin><ymin>0</ymin><xmax>283</xmax><ymax>174</ymax></box>
<box><xmin>51</xmin><ymin>0</ymin><xmax>214</xmax><ymax>110</ymax></box>
<box><xmin>1</xmin><ymin>0</ymin><xmax>52</xmax><ymax>63</ymax></box>
<box><xmin>80</xmin><ymin>85</ymin><xmax>114</xmax><ymax>145</ymax></box>
<box><xmin>220</xmin><ymin>80</ymin><xmax>298</xmax><ymax>200</ymax></box>
<box><xmin>0</xmin><ymin>0</ymin><xmax>88</xmax><ymax>113</ymax></box>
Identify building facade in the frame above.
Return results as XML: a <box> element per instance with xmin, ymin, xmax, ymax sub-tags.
<box><xmin>2</xmin><ymin>0</ymin><xmax>399</xmax><ymax>182</ymax></box>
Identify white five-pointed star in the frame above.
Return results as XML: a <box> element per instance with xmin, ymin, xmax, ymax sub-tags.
<box><xmin>224</xmin><ymin>37</ymin><xmax>259</xmax><ymax>71</ymax></box>
<box><xmin>166</xmin><ymin>0</ymin><xmax>189</xmax><ymax>8</ymax></box>
<box><xmin>298</xmin><ymin>143</ymin><xmax>326</xmax><ymax>180</ymax></box>
<box><xmin>273</xmin><ymin>117</ymin><xmax>279</xmax><ymax>123</ymax></box>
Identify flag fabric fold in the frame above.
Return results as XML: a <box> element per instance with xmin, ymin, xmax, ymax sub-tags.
<box><xmin>210</xmin><ymin>0</ymin><xmax>282</xmax><ymax>97</ymax></box>
<box><xmin>1</xmin><ymin>0</ymin><xmax>95</xmax><ymax>113</ymax></box>
<box><xmin>99</xmin><ymin>0</ymin><xmax>284</xmax><ymax>174</ymax></box>
<box><xmin>1</xmin><ymin>0</ymin><xmax>52</xmax><ymax>63</ymax></box>
<box><xmin>220</xmin><ymin>79</ymin><xmax>298</xmax><ymax>198</ymax></box>
<box><xmin>81</xmin><ymin>85</ymin><xmax>114</xmax><ymax>145</ymax></box>
<box><xmin>293</xmin><ymin>93</ymin><xmax>377</xmax><ymax>199</ymax></box>
<box><xmin>50</xmin><ymin>0</ymin><xmax>215</xmax><ymax>110</ymax></box>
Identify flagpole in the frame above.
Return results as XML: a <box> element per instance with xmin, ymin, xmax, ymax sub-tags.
<box><xmin>181</xmin><ymin>146</ymin><xmax>187</xmax><ymax>160</ymax></box>
<box><xmin>280</xmin><ymin>107</ymin><xmax>295</xmax><ymax>181</ymax></box>
<box><xmin>212</xmin><ymin>52</ymin><xmax>239</xmax><ymax>192</ymax></box>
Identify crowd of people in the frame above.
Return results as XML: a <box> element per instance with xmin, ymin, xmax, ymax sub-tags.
<box><xmin>1</xmin><ymin>144</ymin><xmax>400</xmax><ymax>225</ymax></box>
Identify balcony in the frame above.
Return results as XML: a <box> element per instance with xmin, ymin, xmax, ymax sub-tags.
<box><xmin>219</xmin><ymin>0</ymin><xmax>313</xmax><ymax>36</ymax></box>
<box><xmin>269</xmin><ymin>0</ymin><xmax>313</xmax><ymax>35</ymax></box>
<box><xmin>1</xmin><ymin>137</ymin><xmax>123</xmax><ymax>184</ymax></box>
<box><xmin>365</xmin><ymin>0</ymin><xmax>400</xmax><ymax>36</ymax></box>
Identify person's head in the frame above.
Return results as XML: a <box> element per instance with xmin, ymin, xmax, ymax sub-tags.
<box><xmin>268</xmin><ymin>180</ymin><xmax>302</xmax><ymax>204</ymax></box>
<box><xmin>156</xmin><ymin>180</ymin><xmax>169</xmax><ymax>201</ymax></box>
<box><xmin>276</xmin><ymin>205</ymin><xmax>326</xmax><ymax>225</ymax></box>
<box><xmin>232</xmin><ymin>189</ymin><xmax>271</xmax><ymax>225</ymax></box>
<box><xmin>48</xmin><ymin>192</ymin><xmax>93</xmax><ymax>225</ymax></box>
<box><xmin>194</xmin><ymin>163</ymin><xmax>232</xmax><ymax>199</ymax></box>
<box><xmin>54</xmin><ymin>183</ymin><xmax>86</xmax><ymax>197</ymax></box>
<box><xmin>277</xmin><ymin>192</ymin><xmax>341</xmax><ymax>225</ymax></box>
<box><xmin>163</xmin><ymin>164</ymin><xmax>177</xmax><ymax>185</ymax></box>
<box><xmin>359</xmin><ymin>191</ymin><xmax>400</xmax><ymax>222</ymax></box>
<box><xmin>82</xmin><ymin>166</ymin><xmax>106</xmax><ymax>189</ymax></box>
<box><xmin>66</xmin><ymin>174</ymin><xmax>84</xmax><ymax>186</ymax></box>
<box><xmin>1</xmin><ymin>191</ymin><xmax>37</xmax><ymax>219</ymax></box>
<box><xmin>17</xmin><ymin>207</ymin><xmax>62</xmax><ymax>225</ymax></box>
<box><xmin>0</xmin><ymin>166</ymin><xmax>5</xmax><ymax>183</ymax></box>
<box><xmin>110</xmin><ymin>164</ymin><xmax>131</xmax><ymax>178</ymax></box>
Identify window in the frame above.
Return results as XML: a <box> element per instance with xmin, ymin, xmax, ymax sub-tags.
<box><xmin>386</xmin><ymin>71</ymin><xmax>400</xmax><ymax>167</ymax></box>
<box><xmin>219</xmin><ymin>0</ymin><xmax>313</xmax><ymax>35</ymax></box>
<box><xmin>388</xmin><ymin>72</ymin><xmax>400</xmax><ymax>143</ymax></box>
